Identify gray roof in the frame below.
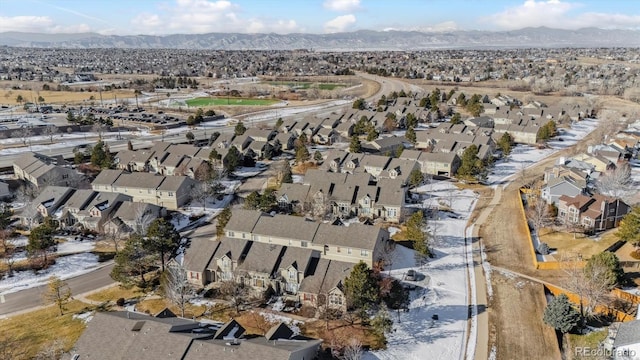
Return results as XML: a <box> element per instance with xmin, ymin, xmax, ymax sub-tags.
<box><xmin>113</xmin><ymin>173</ymin><xmax>165</xmax><ymax>189</ymax></box>
<box><xmin>613</xmin><ymin>320</ymin><xmax>640</xmax><ymax>347</ymax></box>
<box><xmin>64</xmin><ymin>189</ymin><xmax>97</xmax><ymax>211</ymax></box>
<box><xmin>299</xmin><ymin>259</ymin><xmax>353</xmax><ymax>294</ymax></box>
<box><xmin>237</xmin><ymin>241</ymin><xmax>285</xmax><ymax>275</ymax></box>
<box><xmin>276</xmin><ymin>183</ymin><xmax>310</xmax><ymax>204</ymax></box>
<box><xmin>277</xmin><ymin>246</ymin><xmax>316</xmax><ymax>274</ymax></box>
<box><xmin>112</xmin><ymin>201</ymin><xmax>161</xmax><ymax>222</ymax></box>
<box><xmin>32</xmin><ymin>186</ymin><xmax>74</xmax><ymax>209</ymax></box>
<box><xmin>158</xmin><ymin>176</ymin><xmax>193</xmax><ymax>191</ymax></box>
<box><xmin>265</xmin><ymin>323</ymin><xmax>294</xmax><ymax>341</ymax></box>
<box><xmin>210</xmin><ymin>238</ymin><xmax>250</xmax><ymax>267</ymax></box>
<box><xmin>92</xmin><ymin>169</ymin><xmax>124</xmax><ymax>186</ymax></box>
<box><xmin>225</xmin><ymin>209</ymin><xmax>263</xmax><ymax>234</ymax></box>
<box><xmin>70</xmin><ymin>312</ymin><xmax>195</xmax><ymax>360</ymax></box>
<box><xmin>313</xmin><ymin>222</ymin><xmax>384</xmax><ymax>250</ymax></box>
<box><xmin>182</xmin><ymin>238</ymin><xmax>220</xmax><ymax>273</ymax></box>
<box><xmin>252</xmin><ymin>214</ymin><xmax>320</xmax><ymax>242</ymax></box>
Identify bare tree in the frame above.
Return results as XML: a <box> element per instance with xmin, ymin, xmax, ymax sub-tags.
<box><xmin>133</xmin><ymin>203</ymin><xmax>154</xmax><ymax>235</ymax></box>
<box><xmin>561</xmin><ymin>254</ymin><xmax>611</xmax><ymax>319</ymax></box>
<box><xmin>0</xmin><ymin>230</ymin><xmax>17</xmax><ymax>277</ymax></box>
<box><xmin>219</xmin><ymin>277</ymin><xmax>250</xmax><ymax>314</ymax></box>
<box><xmin>92</xmin><ymin>123</ymin><xmax>106</xmax><ymax>140</ymax></box>
<box><xmin>12</xmin><ymin>128</ymin><xmax>33</xmax><ymax>146</ymax></box>
<box><xmin>163</xmin><ymin>263</ymin><xmax>195</xmax><ymax>318</ymax></box>
<box><xmin>41</xmin><ymin>126</ymin><xmax>59</xmax><ymax>144</ymax></box>
<box><xmin>332</xmin><ymin>338</ymin><xmax>363</xmax><ymax>360</ymax></box>
<box><xmin>104</xmin><ymin>220</ymin><xmax>125</xmax><ymax>253</ymax></box>
<box><xmin>250</xmin><ymin>311</ymin><xmax>276</xmax><ymax>336</ymax></box>
<box><xmin>527</xmin><ymin>195</ymin><xmax>550</xmax><ymax>231</ymax></box>
<box><xmin>43</xmin><ymin>276</ymin><xmax>72</xmax><ymax>316</ymax></box>
<box><xmin>191</xmin><ymin>182</ymin><xmax>210</xmax><ymax>210</ymax></box>
<box><xmin>597</xmin><ymin>163</ymin><xmax>632</xmax><ymax>200</ymax></box>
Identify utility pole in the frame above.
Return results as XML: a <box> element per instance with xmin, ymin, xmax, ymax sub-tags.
<box><xmin>135</xmin><ymin>94</ymin><xmax>139</xmax><ymax>109</ymax></box>
<box><xmin>99</xmin><ymin>87</ymin><xmax>104</xmax><ymax>107</ymax></box>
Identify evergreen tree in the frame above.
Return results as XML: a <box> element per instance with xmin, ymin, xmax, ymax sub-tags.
<box><xmin>223</xmin><ymin>146</ymin><xmax>242</xmax><ymax>173</ymax></box>
<box><xmin>394</xmin><ymin>144</ymin><xmax>404</xmax><ymax>158</ymax></box>
<box><xmin>408</xmin><ymin>169</ymin><xmax>424</xmax><ymax>187</ymax></box>
<box><xmin>258</xmin><ymin>189</ymin><xmax>277</xmax><ymax>212</ymax></box>
<box><xmin>584</xmin><ymin>252</ymin><xmax>625</xmax><ymax>289</ymax></box>
<box><xmin>274</xmin><ymin>117</ymin><xmax>283</xmax><ymax>130</ymax></box>
<box><xmin>366</xmin><ymin>126</ymin><xmax>379</xmax><ymax>141</ymax></box>
<box><xmin>144</xmin><ymin>218</ymin><xmax>180</xmax><ymax>273</ymax></box>
<box><xmin>111</xmin><ymin>234</ymin><xmax>154</xmax><ymax>287</ymax></box>
<box><xmin>497</xmin><ymin>132</ymin><xmax>513</xmax><ymax>156</ymax></box>
<box><xmin>543</xmin><ymin>294</ymin><xmax>581</xmax><ymax>334</ymax></box>
<box><xmin>295</xmin><ymin>145</ymin><xmax>310</xmax><ymax>164</ymax></box>
<box><xmin>280</xmin><ymin>162</ymin><xmax>293</xmax><ymax>183</ymax></box>
<box><xmin>244</xmin><ymin>191</ymin><xmax>261</xmax><ymax>210</ymax></box>
<box><xmin>352</xmin><ymin>98</ymin><xmax>365</xmax><ymax>110</ymax></box>
<box><xmin>27</xmin><ymin>223</ymin><xmax>56</xmax><ymax>264</ymax></box>
<box><xmin>406</xmin><ymin>211</ymin><xmax>430</xmax><ymax>258</ymax></box>
<box><xmin>370</xmin><ymin>308</ymin><xmax>393</xmax><ymax>346</ymax></box>
<box><xmin>234</xmin><ymin>121</ymin><xmax>247</xmax><ymax>136</ymax></box>
<box><xmin>456</xmin><ymin>144</ymin><xmax>484</xmax><ymax>181</ymax></box>
<box><xmin>186</xmin><ymin>131</ymin><xmax>195</xmax><ymax>143</ymax></box>
<box><xmin>344</xmin><ymin>261</ymin><xmax>380</xmax><ymax>311</ymax></box>
<box><xmin>216</xmin><ymin>207</ymin><xmax>232</xmax><ymax>237</ymax></box>
<box><xmin>314</xmin><ymin>150</ymin><xmax>323</xmax><ymax>163</ymax></box>
<box><xmin>405</xmin><ymin>126</ymin><xmax>417</xmax><ymax>144</ymax></box>
<box><xmin>349</xmin><ymin>136</ymin><xmax>362</xmax><ymax>153</ymax></box>
<box><xmin>450</xmin><ymin>112</ymin><xmax>462</xmax><ymax>124</ymax></box>
<box><xmin>618</xmin><ymin>206</ymin><xmax>640</xmax><ymax>248</ymax></box>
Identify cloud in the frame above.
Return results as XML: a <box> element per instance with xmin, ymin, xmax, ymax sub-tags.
<box><xmin>130</xmin><ymin>0</ymin><xmax>302</xmax><ymax>34</ymax></box>
<box><xmin>323</xmin><ymin>0</ymin><xmax>361</xmax><ymax>12</ymax></box>
<box><xmin>324</xmin><ymin>14</ymin><xmax>356</xmax><ymax>33</ymax></box>
<box><xmin>483</xmin><ymin>0</ymin><xmax>640</xmax><ymax>30</ymax></box>
<box><xmin>0</xmin><ymin>15</ymin><xmax>91</xmax><ymax>33</ymax></box>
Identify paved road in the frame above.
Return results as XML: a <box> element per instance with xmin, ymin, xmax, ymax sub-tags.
<box><xmin>0</xmin><ymin>262</ymin><xmax>115</xmax><ymax>317</ymax></box>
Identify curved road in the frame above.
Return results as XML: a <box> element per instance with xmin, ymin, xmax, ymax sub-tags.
<box><xmin>0</xmin><ymin>262</ymin><xmax>114</xmax><ymax>317</ymax></box>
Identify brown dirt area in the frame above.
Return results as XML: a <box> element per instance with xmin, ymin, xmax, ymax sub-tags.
<box><xmin>0</xmin><ymin>87</ymin><xmax>136</xmax><ymax>106</ymax></box>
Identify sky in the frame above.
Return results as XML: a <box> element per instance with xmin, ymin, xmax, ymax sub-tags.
<box><xmin>0</xmin><ymin>0</ymin><xmax>639</xmax><ymax>35</ymax></box>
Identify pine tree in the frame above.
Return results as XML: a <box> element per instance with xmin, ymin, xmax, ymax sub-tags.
<box><xmin>497</xmin><ymin>132</ymin><xmax>513</xmax><ymax>156</ymax></box>
<box><xmin>349</xmin><ymin>136</ymin><xmax>362</xmax><ymax>153</ymax></box>
<box><xmin>234</xmin><ymin>121</ymin><xmax>247</xmax><ymax>136</ymax></box>
<box><xmin>543</xmin><ymin>294</ymin><xmax>581</xmax><ymax>334</ymax></box>
<box><xmin>405</xmin><ymin>126</ymin><xmax>416</xmax><ymax>144</ymax></box>
<box><xmin>584</xmin><ymin>252</ymin><xmax>624</xmax><ymax>289</ymax></box>
<box><xmin>344</xmin><ymin>261</ymin><xmax>379</xmax><ymax>311</ymax></box>
<box><xmin>144</xmin><ymin>218</ymin><xmax>180</xmax><ymax>273</ymax></box>
<box><xmin>216</xmin><ymin>207</ymin><xmax>232</xmax><ymax>237</ymax></box>
<box><xmin>617</xmin><ymin>206</ymin><xmax>640</xmax><ymax>248</ymax></box>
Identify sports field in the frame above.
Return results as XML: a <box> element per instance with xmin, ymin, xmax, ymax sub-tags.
<box><xmin>264</xmin><ymin>81</ymin><xmax>347</xmax><ymax>90</ymax></box>
<box><xmin>185</xmin><ymin>97</ymin><xmax>280</xmax><ymax>106</ymax></box>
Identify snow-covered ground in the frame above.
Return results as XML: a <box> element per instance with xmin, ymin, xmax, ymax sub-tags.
<box><xmin>0</xmin><ymin>131</ymin><xmax>124</xmax><ymax>156</ymax></box>
<box><xmin>0</xmin><ymin>253</ymin><xmax>100</xmax><ymax>295</ymax></box>
<box><xmin>487</xmin><ymin>118</ymin><xmax>599</xmax><ymax>186</ymax></box>
<box><xmin>368</xmin><ymin>181</ymin><xmax>477</xmax><ymax>360</ymax></box>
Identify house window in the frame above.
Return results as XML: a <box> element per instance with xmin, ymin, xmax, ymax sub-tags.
<box><xmin>241</xmin><ymin>233</ymin><xmax>246</xmax><ymax>239</ymax></box>
<box><xmin>228</xmin><ymin>231</ymin><xmax>235</xmax><ymax>237</ymax></box>
<box><xmin>361</xmin><ymin>250</ymin><xmax>369</xmax><ymax>257</ymax></box>
<box><xmin>286</xmin><ymin>282</ymin><xmax>298</xmax><ymax>293</ymax></box>
<box><xmin>288</xmin><ymin>269</ymin><xmax>296</xmax><ymax>280</ymax></box>
<box><xmin>168</xmin><ymin>192</ymin><xmax>174</xmax><ymax>197</ymax></box>
<box><xmin>347</xmin><ymin>248</ymin><xmax>352</xmax><ymax>255</ymax></box>
<box><xmin>301</xmin><ymin>241</ymin><xmax>308</xmax><ymax>248</ymax></box>
<box><xmin>252</xmin><ymin>234</ymin><xmax>260</xmax><ymax>241</ymax></box>
<box><xmin>387</xmin><ymin>208</ymin><xmax>397</xmax><ymax>218</ymax></box>
<box><xmin>329</xmin><ymin>293</ymin><xmax>343</xmax><ymax>305</ymax></box>
<box><xmin>62</xmin><ymin>174</ymin><xmax>69</xmax><ymax>179</ymax></box>
<box><xmin>337</xmin><ymin>247</ymin><xmax>341</xmax><ymax>253</ymax></box>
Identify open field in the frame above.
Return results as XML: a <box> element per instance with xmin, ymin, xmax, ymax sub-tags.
<box><xmin>84</xmin><ymin>285</ymin><xmax>143</xmax><ymax>303</ymax></box>
<box><xmin>185</xmin><ymin>97</ymin><xmax>281</xmax><ymax>106</ymax></box>
<box><xmin>540</xmin><ymin>228</ymin><xmax>620</xmax><ymax>260</ymax></box>
<box><xmin>0</xmin><ymin>87</ymin><xmax>136</xmax><ymax>106</ymax></box>
<box><xmin>0</xmin><ymin>300</ymin><xmax>91</xmax><ymax>359</ymax></box>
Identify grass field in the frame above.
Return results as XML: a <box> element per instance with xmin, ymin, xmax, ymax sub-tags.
<box><xmin>185</xmin><ymin>97</ymin><xmax>280</xmax><ymax>106</ymax></box>
<box><xmin>0</xmin><ymin>300</ymin><xmax>91</xmax><ymax>359</ymax></box>
<box><xmin>540</xmin><ymin>228</ymin><xmax>619</xmax><ymax>260</ymax></box>
<box><xmin>264</xmin><ymin>81</ymin><xmax>347</xmax><ymax>90</ymax></box>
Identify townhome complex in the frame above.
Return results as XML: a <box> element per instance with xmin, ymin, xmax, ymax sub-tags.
<box><xmin>183</xmin><ymin>209</ymin><xmax>389</xmax><ymax>312</ymax></box>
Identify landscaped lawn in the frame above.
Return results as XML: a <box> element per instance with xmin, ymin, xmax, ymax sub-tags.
<box><xmin>540</xmin><ymin>228</ymin><xmax>620</xmax><ymax>260</ymax></box>
<box><xmin>568</xmin><ymin>329</ymin><xmax>608</xmax><ymax>359</ymax></box>
<box><xmin>185</xmin><ymin>97</ymin><xmax>280</xmax><ymax>106</ymax></box>
<box><xmin>0</xmin><ymin>300</ymin><xmax>92</xmax><ymax>359</ymax></box>
<box><xmin>85</xmin><ymin>285</ymin><xmax>143</xmax><ymax>303</ymax></box>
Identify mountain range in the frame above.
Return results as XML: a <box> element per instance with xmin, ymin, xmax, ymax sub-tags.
<box><xmin>1</xmin><ymin>27</ymin><xmax>639</xmax><ymax>50</ymax></box>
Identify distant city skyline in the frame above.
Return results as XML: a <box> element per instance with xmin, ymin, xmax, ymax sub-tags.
<box><xmin>1</xmin><ymin>0</ymin><xmax>639</xmax><ymax>35</ymax></box>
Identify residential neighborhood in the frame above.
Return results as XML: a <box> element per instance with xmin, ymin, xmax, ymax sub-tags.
<box><xmin>1</xmin><ymin>10</ymin><xmax>640</xmax><ymax>359</ymax></box>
